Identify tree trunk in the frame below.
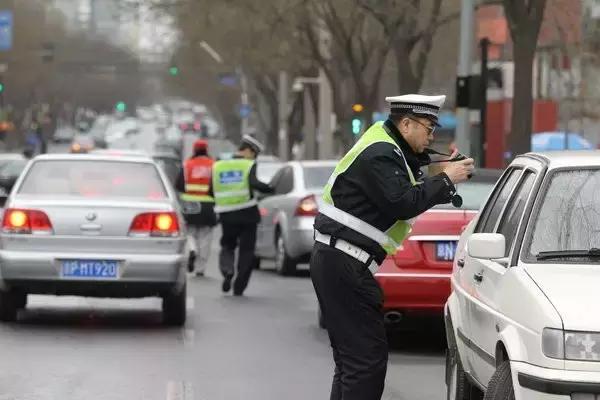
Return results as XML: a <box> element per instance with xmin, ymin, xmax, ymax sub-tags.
<box><xmin>394</xmin><ymin>45</ymin><xmax>421</xmax><ymax>94</ymax></box>
<box><xmin>507</xmin><ymin>41</ymin><xmax>536</xmax><ymax>162</ymax></box>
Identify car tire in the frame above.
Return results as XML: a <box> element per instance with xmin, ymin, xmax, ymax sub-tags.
<box><xmin>275</xmin><ymin>231</ymin><xmax>297</xmax><ymax>276</ymax></box>
<box><xmin>162</xmin><ymin>284</ymin><xmax>187</xmax><ymax>327</ymax></box>
<box><xmin>446</xmin><ymin>347</ymin><xmax>478</xmax><ymax>400</ymax></box>
<box><xmin>0</xmin><ymin>290</ymin><xmax>22</xmax><ymax>322</ymax></box>
<box><xmin>483</xmin><ymin>361</ymin><xmax>515</xmax><ymax>400</ymax></box>
<box><xmin>318</xmin><ymin>307</ymin><xmax>326</xmax><ymax>329</ymax></box>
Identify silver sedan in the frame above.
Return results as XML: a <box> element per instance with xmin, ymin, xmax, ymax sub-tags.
<box><xmin>0</xmin><ymin>154</ymin><xmax>189</xmax><ymax>325</ymax></box>
<box><xmin>255</xmin><ymin>160</ymin><xmax>336</xmax><ymax>275</ymax></box>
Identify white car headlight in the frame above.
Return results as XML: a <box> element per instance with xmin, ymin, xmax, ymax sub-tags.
<box><xmin>542</xmin><ymin>328</ymin><xmax>600</xmax><ymax>361</ymax></box>
<box><xmin>565</xmin><ymin>331</ymin><xmax>600</xmax><ymax>361</ymax></box>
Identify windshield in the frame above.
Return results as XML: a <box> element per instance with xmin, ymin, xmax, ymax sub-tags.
<box><xmin>433</xmin><ymin>181</ymin><xmax>496</xmax><ymax>210</ymax></box>
<box><xmin>19</xmin><ymin>160</ymin><xmax>167</xmax><ymax>199</ymax></box>
<box><xmin>257</xmin><ymin>162</ymin><xmax>283</xmax><ymax>182</ymax></box>
<box><xmin>303</xmin><ymin>165</ymin><xmax>335</xmax><ymax>190</ymax></box>
<box><xmin>527</xmin><ymin>168</ymin><xmax>600</xmax><ymax>258</ymax></box>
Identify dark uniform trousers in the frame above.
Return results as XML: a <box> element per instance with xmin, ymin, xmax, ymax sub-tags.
<box><xmin>310</xmin><ymin>242</ymin><xmax>388</xmax><ymax>400</ymax></box>
<box><xmin>219</xmin><ymin>221</ymin><xmax>258</xmax><ymax>294</ymax></box>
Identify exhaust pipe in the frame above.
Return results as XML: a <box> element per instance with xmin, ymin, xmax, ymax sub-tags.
<box><xmin>384</xmin><ymin>311</ymin><xmax>403</xmax><ymax>325</ymax></box>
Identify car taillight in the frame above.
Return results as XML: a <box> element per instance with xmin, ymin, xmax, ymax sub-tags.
<box><xmin>294</xmin><ymin>195</ymin><xmax>318</xmax><ymax>216</ymax></box>
<box><xmin>129</xmin><ymin>212</ymin><xmax>179</xmax><ymax>237</ymax></box>
<box><xmin>2</xmin><ymin>208</ymin><xmax>53</xmax><ymax>234</ymax></box>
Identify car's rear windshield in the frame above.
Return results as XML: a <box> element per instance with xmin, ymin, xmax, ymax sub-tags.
<box><xmin>18</xmin><ymin>160</ymin><xmax>168</xmax><ymax>199</ymax></box>
<box><xmin>433</xmin><ymin>181</ymin><xmax>496</xmax><ymax>211</ymax></box>
<box><xmin>527</xmin><ymin>168</ymin><xmax>600</xmax><ymax>257</ymax></box>
<box><xmin>303</xmin><ymin>165</ymin><xmax>335</xmax><ymax>190</ymax></box>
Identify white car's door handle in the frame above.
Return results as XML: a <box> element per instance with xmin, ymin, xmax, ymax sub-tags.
<box><xmin>473</xmin><ymin>272</ymin><xmax>484</xmax><ymax>283</ymax></box>
<box><xmin>457</xmin><ymin>259</ymin><xmax>465</xmax><ymax>268</ymax></box>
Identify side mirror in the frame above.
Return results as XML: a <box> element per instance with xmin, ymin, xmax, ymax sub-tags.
<box><xmin>467</xmin><ymin>233</ymin><xmax>505</xmax><ymax>259</ymax></box>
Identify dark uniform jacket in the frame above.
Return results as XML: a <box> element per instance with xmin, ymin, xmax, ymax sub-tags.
<box><xmin>208</xmin><ymin>155</ymin><xmax>274</xmax><ymax>225</ymax></box>
<box><xmin>313</xmin><ymin>119</ymin><xmax>457</xmax><ymax>264</ymax></box>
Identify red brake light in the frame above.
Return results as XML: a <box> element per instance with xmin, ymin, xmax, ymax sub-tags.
<box><xmin>294</xmin><ymin>195</ymin><xmax>319</xmax><ymax>216</ymax></box>
<box><xmin>129</xmin><ymin>212</ymin><xmax>179</xmax><ymax>237</ymax></box>
<box><xmin>2</xmin><ymin>208</ymin><xmax>53</xmax><ymax>234</ymax></box>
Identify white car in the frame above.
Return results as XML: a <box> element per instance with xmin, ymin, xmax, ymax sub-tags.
<box><xmin>445</xmin><ymin>151</ymin><xmax>600</xmax><ymax>400</ymax></box>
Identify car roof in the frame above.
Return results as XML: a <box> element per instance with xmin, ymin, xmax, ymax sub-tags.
<box><xmin>90</xmin><ymin>149</ymin><xmax>150</xmax><ymax>157</ymax></box>
<box><xmin>520</xmin><ymin>150</ymin><xmax>600</xmax><ymax>169</ymax></box>
<box><xmin>32</xmin><ymin>153</ymin><xmax>155</xmax><ymax>164</ymax></box>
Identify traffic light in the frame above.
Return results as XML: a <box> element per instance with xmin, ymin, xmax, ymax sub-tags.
<box><xmin>351</xmin><ymin>103</ymin><xmax>364</xmax><ymax>136</ymax></box>
<box><xmin>115</xmin><ymin>101</ymin><xmax>127</xmax><ymax>113</ymax></box>
<box><xmin>0</xmin><ymin>83</ymin><xmax>4</xmax><ymax>93</ymax></box>
<box><xmin>169</xmin><ymin>66</ymin><xmax>179</xmax><ymax>76</ymax></box>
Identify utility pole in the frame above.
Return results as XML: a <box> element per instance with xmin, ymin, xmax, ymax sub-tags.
<box><xmin>455</xmin><ymin>0</ymin><xmax>475</xmax><ymax>157</ymax></box>
<box><xmin>278</xmin><ymin>71</ymin><xmax>289</xmax><ymax>161</ymax></box>
<box><xmin>479</xmin><ymin>37</ymin><xmax>490</xmax><ymax>167</ymax></box>
<box><xmin>303</xmin><ymin>89</ymin><xmax>316</xmax><ymax>159</ymax></box>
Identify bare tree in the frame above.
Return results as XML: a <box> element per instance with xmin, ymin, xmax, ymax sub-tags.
<box><xmin>503</xmin><ymin>0</ymin><xmax>548</xmax><ymax>157</ymax></box>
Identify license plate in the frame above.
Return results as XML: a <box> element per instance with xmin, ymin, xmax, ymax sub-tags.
<box><xmin>61</xmin><ymin>260</ymin><xmax>119</xmax><ymax>279</ymax></box>
<box><xmin>436</xmin><ymin>241</ymin><xmax>457</xmax><ymax>261</ymax></box>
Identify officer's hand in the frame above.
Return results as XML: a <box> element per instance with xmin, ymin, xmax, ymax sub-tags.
<box><xmin>428</xmin><ymin>149</ymin><xmax>460</xmax><ymax>176</ymax></box>
<box><xmin>443</xmin><ymin>158</ymin><xmax>475</xmax><ymax>184</ymax></box>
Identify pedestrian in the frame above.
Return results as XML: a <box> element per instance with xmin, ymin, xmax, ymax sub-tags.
<box><xmin>310</xmin><ymin>94</ymin><xmax>475</xmax><ymax>399</ymax></box>
<box><xmin>176</xmin><ymin>139</ymin><xmax>217</xmax><ymax>277</ymax></box>
<box><xmin>210</xmin><ymin>134</ymin><xmax>274</xmax><ymax>296</ymax></box>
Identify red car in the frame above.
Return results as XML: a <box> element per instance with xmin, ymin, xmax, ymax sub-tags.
<box><xmin>376</xmin><ymin>169</ymin><xmax>502</xmax><ymax>326</ymax></box>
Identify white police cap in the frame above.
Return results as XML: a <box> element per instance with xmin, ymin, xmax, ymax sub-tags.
<box><xmin>241</xmin><ymin>134</ymin><xmax>265</xmax><ymax>154</ymax></box>
<box><xmin>385</xmin><ymin>94</ymin><xmax>446</xmax><ymax>126</ymax></box>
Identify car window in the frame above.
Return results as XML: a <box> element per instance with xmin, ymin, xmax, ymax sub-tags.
<box><xmin>0</xmin><ymin>160</ymin><xmax>28</xmax><ymax>177</ymax></box>
<box><xmin>527</xmin><ymin>168</ymin><xmax>600</xmax><ymax>258</ymax></box>
<box><xmin>433</xmin><ymin>181</ymin><xmax>496</xmax><ymax>211</ymax></box>
<box><xmin>19</xmin><ymin>160</ymin><xmax>167</xmax><ymax>199</ymax></box>
<box><xmin>497</xmin><ymin>171</ymin><xmax>536</xmax><ymax>257</ymax></box>
<box><xmin>476</xmin><ymin>168</ymin><xmax>522</xmax><ymax>233</ymax></box>
<box><xmin>256</xmin><ymin>162</ymin><xmax>283</xmax><ymax>183</ymax></box>
<box><xmin>275</xmin><ymin>167</ymin><xmax>294</xmax><ymax>195</ymax></box>
<box><xmin>303</xmin><ymin>165</ymin><xmax>335</xmax><ymax>190</ymax></box>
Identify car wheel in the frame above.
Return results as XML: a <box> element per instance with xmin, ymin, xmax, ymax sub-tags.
<box><xmin>275</xmin><ymin>231</ymin><xmax>297</xmax><ymax>276</ymax></box>
<box><xmin>318</xmin><ymin>306</ymin><xmax>326</xmax><ymax>329</ymax></box>
<box><xmin>0</xmin><ymin>290</ymin><xmax>22</xmax><ymax>322</ymax></box>
<box><xmin>483</xmin><ymin>361</ymin><xmax>514</xmax><ymax>400</ymax></box>
<box><xmin>162</xmin><ymin>283</ymin><xmax>187</xmax><ymax>327</ymax></box>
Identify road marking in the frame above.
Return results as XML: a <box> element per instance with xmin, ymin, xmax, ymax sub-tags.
<box><xmin>166</xmin><ymin>381</ymin><xmax>193</xmax><ymax>400</ymax></box>
<box><xmin>186</xmin><ymin>297</ymin><xmax>195</xmax><ymax>311</ymax></box>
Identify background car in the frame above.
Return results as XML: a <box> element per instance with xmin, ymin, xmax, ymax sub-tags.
<box><xmin>0</xmin><ymin>154</ymin><xmax>189</xmax><ymax>325</ymax></box>
<box><xmin>70</xmin><ymin>134</ymin><xmax>96</xmax><ymax>153</ymax></box>
<box><xmin>152</xmin><ymin>151</ymin><xmax>183</xmax><ymax>187</ymax></box>
<box><xmin>446</xmin><ymin>151</ymin><xmax>600</xmax><ymax>400</ymax></box>
<box><xmin>255</xmin><ymin>160</ymin><xmax>336</xmax><ymax>275</ymax></box>
<box><xmin>256</xmin><ymin>155</ymin><xmax>283</xmax><ymax>183</ymax></box>
<box><xmin>373</xmin><ymin>169</ymin><xmax>502</xmax><ymax>330</ymax></box>
<box><xmin>0</xmin><ymin>158</ymin><xmax>29</xmax><ymax>195</ymax></box>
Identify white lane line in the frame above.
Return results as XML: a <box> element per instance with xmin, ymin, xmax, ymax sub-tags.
<box><xmin>166</xmin><ymin>381</ymin><xmax>193</xmax><ymax>400</ymax></box>
<box><xmin>186</xmin><ymin>296</ymin><xmax>195</xmax><ymax>311</ymax></box>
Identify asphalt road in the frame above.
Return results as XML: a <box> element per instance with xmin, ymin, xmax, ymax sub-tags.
<box><xmin>0</xmin><ymin>232</ymin><xmax>446</xmax><ymax>400</ymax></box>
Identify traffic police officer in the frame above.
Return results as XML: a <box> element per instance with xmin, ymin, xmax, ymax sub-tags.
<box><xmin>310</xmin><ymin>94</ymin><xmax>475</xmax><ymax>399</ymax></box>
<box><xmin>210</xmin><ymin>135</ymin><xmax>274</xmax><ymax>296</ymax></box>
<box><xmin>176</xmin><ymin>139</ymin><xmax>217</xmax><ymax>276</ymax></box>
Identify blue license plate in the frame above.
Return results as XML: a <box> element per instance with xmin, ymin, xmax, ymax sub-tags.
<box><xmin>61</xmin><ymin>260</ymin><xmax>119</xmax><ymax>279</ymax></box>
<box><xmin>436</xmin><ymin>242</ymin><xmax>457</xmax><ymax>261</ymax></box>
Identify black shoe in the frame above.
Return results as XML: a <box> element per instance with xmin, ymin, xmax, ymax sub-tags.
<box><xmin>195</xmin><ymin>271</ymin><xmax>204</xmax><ymax>277</ymax></box>
<box><xmin>222</xmin><ymin>276</ymin><xmax>232</xmax><ymax>293</ymax></box>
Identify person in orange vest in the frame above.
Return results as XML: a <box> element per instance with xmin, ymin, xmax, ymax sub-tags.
<box><xmin>176</xmin><ymin>139</ymin><xmax>217</xmax><ymax>277</ymax></box>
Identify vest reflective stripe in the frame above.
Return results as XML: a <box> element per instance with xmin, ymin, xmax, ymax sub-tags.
<box><xmin>212</xmin><ymin>158</ymin><xmax>255</xmax><ymax>213</ymax></box>
<box><xmin>322</xmin><ymin>121</ymin><xmax>418</xmax><ymax>255</ymax></box>
<box><xmin>214</xmin><ymin>190</ymin><xmax>253</xmax><ymax>199</ymax></box>
<box><xmin>185</xmin><ymin>183</ymin><xmax>210</xmax><ymax>193</ymax></box>
<box><xmin>319</xmin><ymin>203</ymin><xmax>399</xmax><ymax>249</ymax></box>
<box><xmin>180</xmin><ymin>193</ymin><xmax>214</xmax><ymax>203</ymax></box>
<box><xmin>214</xmin><ymin>199</ymin><xmax>258</xmax><ymax>213</ymax></box>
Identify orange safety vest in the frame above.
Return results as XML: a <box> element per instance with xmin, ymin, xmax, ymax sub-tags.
<box><xmin>183</xmin><ymin>156</ymin><xmax>214</xmax><ymax>202</ymax></box>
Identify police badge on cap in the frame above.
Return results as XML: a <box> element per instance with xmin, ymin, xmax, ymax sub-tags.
<box><xmin>385</xmin><ymin>94</ymin><xmax>446</xmax><ymax>127</ymax></box>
